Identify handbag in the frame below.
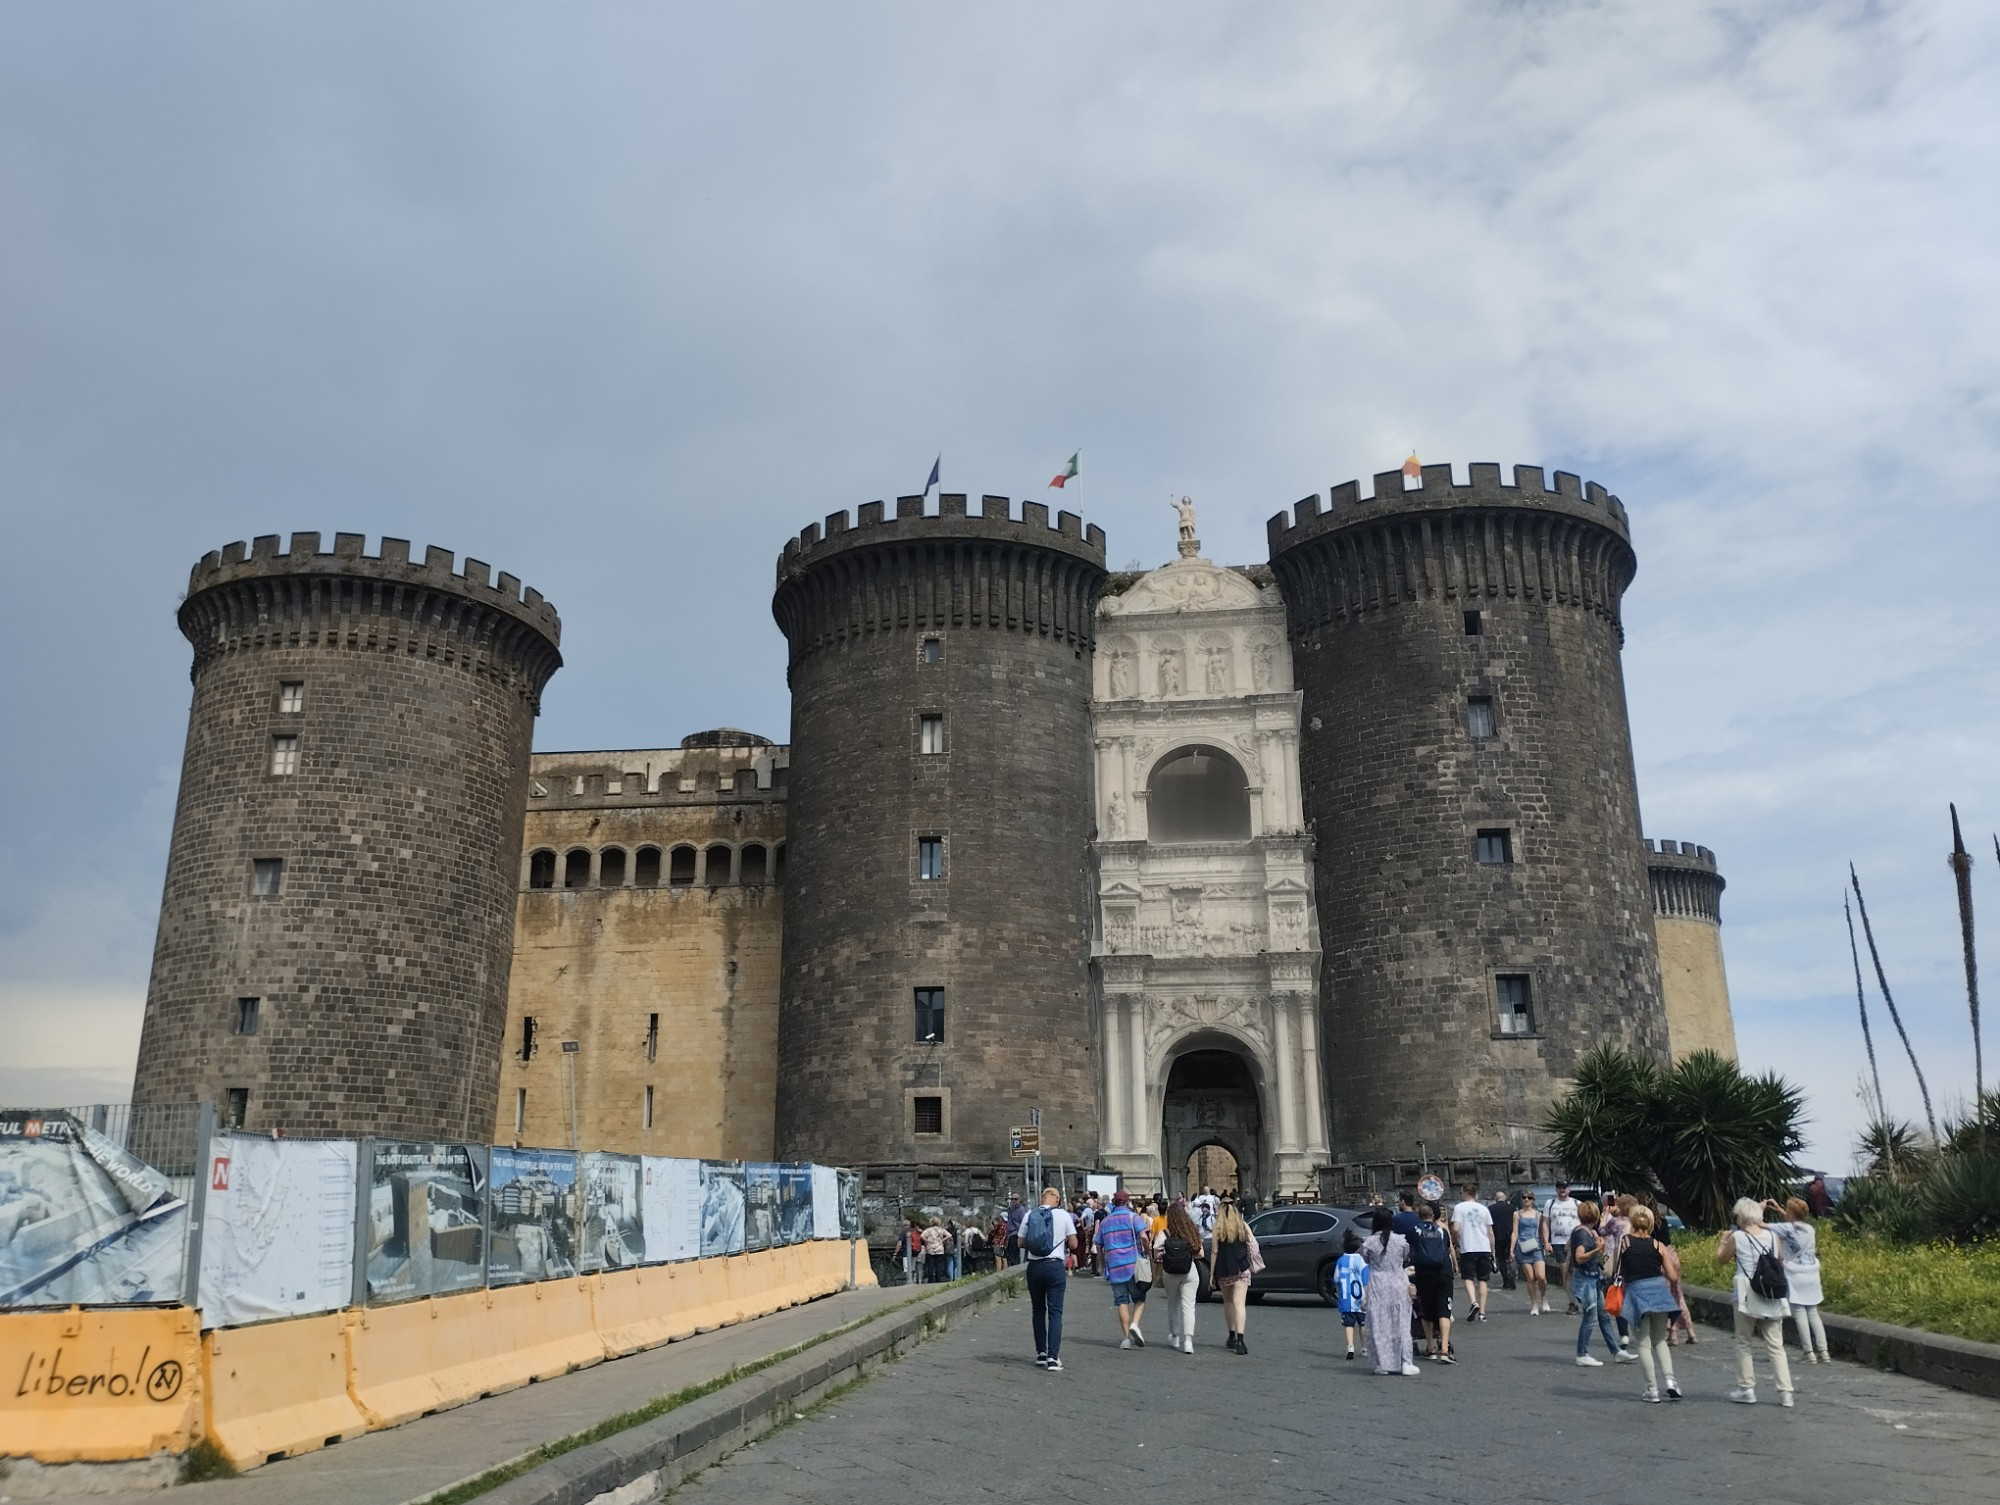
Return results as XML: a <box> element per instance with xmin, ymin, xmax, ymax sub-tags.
<box><xmin>1604</xmin><ymin>1279</ymin><xmax>1624</xmax><ymax>1317</ymax></box>
<box><xmin>1246</xmin><ymin>1230</ymin><xmax>1266</xmax><ymax>1277</ymax></box>
<box><xmin>1133</xmin><ymin>1256</ymin><xmax>1154</xmax><ymax>1284</ymax></box>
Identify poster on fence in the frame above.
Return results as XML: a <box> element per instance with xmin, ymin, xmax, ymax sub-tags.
<box><xmin>577</xmin><ymin>1152</ymin><xmax>644</xmax><ymax>1271</ymax></box>
<box><xmin>698</xmin><ymin>1160</ymin><xmax>745</xmax><ymax>1257</ymax></box>
<box><xmin>743</xmin><ymin>1163</ymin><xmax>780</xmax><ymax>1252</ymax></box>
<box><xmin>0</xmin><ymin>1110</ymin><xmax>187</xmax><ymax>1307</ymax></box>
<box><xmin>488</xmin><ymin>1146</ymin><xmax>577</xmax><ymax>1285</ymax></box>
<box><xmin>810</xmin><ymin>1165</ymin><xmax>841</xmax><ymax>1240</ymax></box>
<box><xmin>778</xmin><ymin>1165</ymin><xmax>814</xmax><ymax>1246</ymax></box>
<box><xmin>364</xmin><ymin>1141</ymin><xmax>488</xmax><ymax>1304</ymax></box>
<box><xmin>838</xmin><ymin>1170</ymin><xmax>862</xmax><ymax>1240</ymax></box>
<box><xmin>641</xmin><ymin>1156</ymin><xmax>702</xmax><ymax>1264</ymax></box>
<box><xmin>198</xmin><ymin>1134</ymin><xmax>357</xmax><ymax>1327</ymax></box>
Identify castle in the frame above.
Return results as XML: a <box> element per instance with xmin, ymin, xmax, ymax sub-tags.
<box><xmin>132</xmin><ymin>463</ymin><xmax>1736</xmax><ymax>1205</ymax></box>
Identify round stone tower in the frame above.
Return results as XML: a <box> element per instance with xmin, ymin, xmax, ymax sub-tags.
<box><xmin>1267</xmin><ymin>464</ymin><xmax>1668</xmax><ymax>1166</ymax></box>
<box><xmin>1646</xmin><ymin>839</ymin><xmax>1736</xmax><ymax>1062</ymax></box>
<box><xmin>133</xmin><ymin>532</ymin><xmax>562</xmax><ymax>1141</ymax></box>
<box><xmin>771</xmin><ymin>494</ymin><xmax>1107</xmax><ymax>1166</ymax></box>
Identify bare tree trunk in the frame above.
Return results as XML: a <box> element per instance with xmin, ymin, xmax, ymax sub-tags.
<box><xmin>1846</xmin><ymin>893</ymin><xmax>1888</xmax><ymax>1135</ymax></box>
<box><xmin>1949</xmin><ymin>806</ymin><xmax>1981</xmax><ymax>1105</ymax></box>
<box><xmin>1850</xmin><ymin>864</ymin><xmax>1938</xmax><ymax>1142</ymax></box>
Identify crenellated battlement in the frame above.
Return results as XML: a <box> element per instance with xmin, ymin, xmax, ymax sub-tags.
<box><xmin>1643</xmin><ymin>838</ymin><xmax>1718</xmax><ymax>870</ymax></box>
<box><xmin>776</xmin><ymin>492</ymin><xmax>1106</xmax><ymax>584</ymax></box>
<box><xmin>188</xmin><ymin>531</ymin><xmax>561</xmax><ymax>643</ymax></box>
<box><xmin>1645</xmin><ymin>839</ymin><xmax>1726</xmax><ymax>923</ymax></box>
<box><xmin>1265</xmin><ymin>462</ymin><xmax>1631</xmax><ymax>556</ymax></box>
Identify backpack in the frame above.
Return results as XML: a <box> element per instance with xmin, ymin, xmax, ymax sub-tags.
<box><xmin>1747</xmin><ymin>1233</ymin><xmax>1789</xmax><ymax>1301</ymax></box>
<box><xmin>1023</xmin><ymin>1206</ymin><xmax>1058</xmax><ymax>1259</ymax></box>
<box><xmin>1411</xmin><ymin>1222</ymin><xmax>1450</xmax><ymax>1271</ymax></box>
<box><xmin>1160</xmin><ymin>1233</ymin><xmax>1195</xmax><ymax>1275</ymax></box>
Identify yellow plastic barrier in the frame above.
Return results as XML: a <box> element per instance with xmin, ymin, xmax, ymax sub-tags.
<box><xmin>590</xmin><ymin>1264</ymin><xmax>700</xmax><ymax>1357</ymax></box>
<box><xmin>203</xmin><ymin>1310</ymin><xmax>367</xmax><ymax>1468</ymax></box>
<box><xmin>346</xmin><ymin>1278</ymin><xmax>602</xmax><ymax>1430</ymax></box>
<box><xmin>682</xmin><ymin>1256</ymin><xmax>735</xmax><ymax>1332</ymax></box>
<box><xmin>0</xmin><ymin>1306</ymin><xmax>201</xmax><ymax>1463</ymax></box>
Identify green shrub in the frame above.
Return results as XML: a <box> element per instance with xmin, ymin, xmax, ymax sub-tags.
<box><xmin>1916</xmin><ymin>1151</ymin><xmax>2000</xmax><ymax>1243</ymax></box>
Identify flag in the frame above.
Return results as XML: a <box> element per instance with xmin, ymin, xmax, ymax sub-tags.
<box><xmin>923</xmin><ymin>455</ymin><xmax>940</xmax><ymax>496</ymax></box>
<box><xmin>1401</xmin><ymin>452</ymin><xmax>1422</xmax><ymax>480</ymax></box>
<box><xmin>1049</xmin><ymin>451</ymin><xmax>1079</xmax><ymax>489</ymax></box>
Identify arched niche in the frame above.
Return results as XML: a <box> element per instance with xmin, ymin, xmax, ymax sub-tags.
<box><xmin>1146</xmin><ymin>744</ymin><xmax>1251</xmax><ymax>841</ymax></box>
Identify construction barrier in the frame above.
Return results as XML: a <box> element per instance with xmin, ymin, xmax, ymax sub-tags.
<box><xmin>203</xmin><ymin>1310</ymin><xmax>367</xmax><ymax>1469</ymax></box>
<box><xmin>0</xmin><ymin>1306</ymin><xmax>202</xmax><ymax>1464</ymax></box>
<box><xmin>590</xmin><ymin>1264</ymin><xmax>701</xmax><ymax>1356</ymax></box>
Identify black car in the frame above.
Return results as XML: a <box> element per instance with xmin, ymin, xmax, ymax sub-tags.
<box><xmin>1243</xmin><ymin>1204</ymin><xmax>1372</xmax><ymax>1304</ymax></box>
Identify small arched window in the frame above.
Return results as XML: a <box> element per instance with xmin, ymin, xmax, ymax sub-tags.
<box><xmin>704</xmin><ymin>844</ymin><xmax>733</xmax><ymax>887</ymax></box>
<box><xmin>1147</xmin><ymin>745</ymin><xmax>1252</xmax><ymax>842</ymax></box>
<box><xmin>634</xmin><ymin>846</ymin><xmax>661</xmax><ymax>887</ymax></box>
<box><xmin>528</xmin><ymin>849</ymin><xmax>556</xmax><ymax>889</ymax></box>
<box><xmin>599</xmin><ymin>847</ymin><xmax>626</xmax><ymax>887</ymax></box>
<box><xmin>669</xmin><ymin>845</ymin><xmax>697</xmax><ymax>887</ymax></box>
<box><xmin>739</xmin><ymin>843</ymin><xmax>768</xmax><ymax>884</ymax></box>
<box><xmin>564</xmin><ymin>848</ymin><xmax>592</xmax><ymax>888</ymax></box>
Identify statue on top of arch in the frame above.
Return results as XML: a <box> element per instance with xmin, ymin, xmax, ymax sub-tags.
<box><xmin>1172</xmin><ymin>495</ymin><xmax>1200</xmax><ymax>558</ymax></box>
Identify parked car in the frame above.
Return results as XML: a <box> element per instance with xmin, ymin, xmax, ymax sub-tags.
<box><xmin>1242</xmin><ymin>1204</ymin><xmax>1373</xmax><ymax>1304</ymax></box>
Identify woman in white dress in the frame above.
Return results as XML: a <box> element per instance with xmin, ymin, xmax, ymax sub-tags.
<box><xmin>1768</xmin><ymin>1195</ymin><xmax>1831</xmax><ymax>1363</ymax></box>
<box><xmin>1716</xmin><ymin>1196</ymin><xmax>1795</xmax><ymax>1406</ymax></box>
<box><xmin>1360</xmin><ymin>1208</ymin><xmax>1420</xmax><ymax>1376</ymax></box>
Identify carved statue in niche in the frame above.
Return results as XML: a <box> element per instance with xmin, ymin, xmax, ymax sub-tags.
<box><xmin>1169</xmin><ymin>889</ymin><xmax>1204</xmax><ymax>929</ymax></box>
<box><xmin>1104</xmin><ymin>792</ymin><xmax>1126</xmax><ymax>837</ymax></box>
<box><xmin>1105</xmin><ymin>910</ymin><xmax>1136</xmax><ymax>953</ymax></box>
<box><xmin>1157</xmin><ymin>651</ymin><xmax>1182</xmax><ymax>696</ymax></box>
<box><xmin>1251</xmin><ymin>642</ymin><xmax>1275</xmax><ymax>691</ymax></box>
<box><xmin>1203</xmin><ymin>646</ymin><xmax>1230</xmax><ymax>694</ymax></box>
<box><xmin>1270</xmin><ymin>903</ymin><xmax>1306</xmax><ymax>951</ymax></box>
<box><xmin>1108</xmin><ymin>650</ymin><xmax>1135</xmax><ymax>698</ymax></box>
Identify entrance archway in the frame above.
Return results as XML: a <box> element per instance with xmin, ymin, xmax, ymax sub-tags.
<box><xmin>1161</xmin><ymin>1047</ymin><xmax>1264</xmax><ymax>1203</ymax></box>
<box><xmin>1185</xmin><ymin>1143</ymin><xmax>1239</xmax><ymax>1195</ymax></box>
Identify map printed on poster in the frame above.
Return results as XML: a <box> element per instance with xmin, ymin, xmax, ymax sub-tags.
<box><xmin>778</xmin><ymin>1165</ymin><xmax>814</xmax><ymax>1246</ymax></box>
<box><xmin>640</xmin><ymin>1157</ymin><xmax>702</xmax><ymax>1264</ymax></box>
<box><xmin>0</xmin><ymin>1110</ymin><xmax>187</xmax><ymax>1308</ymax></box>
<box><xmin>577</xmin><ymin>1153</ymin><xmax>644</xmax><ymax>1271</ymax></box>
<box><xmin>743</xmin><ymin>1163</ymin><xmax>780</xmax><ymax>1253</ymax></box>
<box><xmin>810</xmin><ymin>1165</ymin><xmax>841</xmax><ymax>1240</ymax></box>
<box><xmin>837</xmin><ymin>1170</ymin><xmax>862</xmax><ymax>1240</ymax></box>
<box><xmin>698</xmin><ymin>1161</ymin><xmax>745</xmax><ymax>1258</ymax></box>
<box><xmin>198</xmin><ymin>1134</ymin><xmax>357</xmax><ymax>1328</ymax></box>
<box><xmin>488</xmin><ymin>1147</ymin><xmax>577</xmax><ymax>1285</ymax></box>
<box><xmin>364</xmin><ymin>1142</ymin><xmax>488</xmax><ymax>1304</ymax></box>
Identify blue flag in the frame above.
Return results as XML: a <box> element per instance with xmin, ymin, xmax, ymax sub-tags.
<box><xmin>924</xmin><ymin>455</ymin><xmax>940</xmax><ymax>496</ymax></box>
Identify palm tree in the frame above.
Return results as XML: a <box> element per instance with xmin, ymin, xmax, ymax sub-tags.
<box><xmin>1850</xmin><ymin>864</ymin><xmax>1938</xmax><ymax>1142</ymax></box>
<box><xmin>1539</xmin><ymin>1043</ymin><xmax>1658</xmax><ymax>1196</ymax></box>
<box><xmin>1949</xmin><ymin>806</ymin><xmax>1981</xmax><ymax>1104</ymax></box>
<box><xmin>1649</xmin><ymin>1050</ymin><xmax>1806</xmax><ymax>1229</ymax></box>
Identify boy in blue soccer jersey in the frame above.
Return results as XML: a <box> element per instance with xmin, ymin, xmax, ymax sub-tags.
<box><xmin>1335</xmin><ymin>1229</ymin><xmax>1370</xmax><ymax>1359</ymax></box>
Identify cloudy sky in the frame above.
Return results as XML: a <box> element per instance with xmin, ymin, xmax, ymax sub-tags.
<box><xmin>3</xmin><ymin>2</ymin><xmax>1995</xmax><ymax>1169</ymax></box>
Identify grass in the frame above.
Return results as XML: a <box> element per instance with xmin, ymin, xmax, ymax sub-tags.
<box><xmin>1672</xmin><ymin>1227</ymin><xmax>2000</xmax><ymax>1346</ymax></box>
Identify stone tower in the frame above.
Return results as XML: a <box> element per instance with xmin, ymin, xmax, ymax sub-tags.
<box><xmin>1267</xmin><ymin>464</ymin><xmax>1668</xmax><ymax>1165</ymax></box>
<box><xmin>771</xmin><ymin>495</ymin><xmax>1107</xmax><ymax>1166</ymax></box>
<box><xmin>133</xmin><ymin>533</ymin><xmax>562</xmax><ymax>1140</ymax></box>
<box><xmin>1646</xmin><ymin>839</ymin><xmax>1737</xmax><ymax>1061</ymax></box>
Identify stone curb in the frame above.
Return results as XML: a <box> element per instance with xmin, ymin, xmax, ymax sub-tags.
<box><xmin>471</xmin><ymin>1274</ymin><xmax>1019</xmax><ymax>1505</ymax></box>
<box><xmin>1682</xmin><ymin>1284</ymin><xmax>2000</xmax><ymax>1401</ymax></box>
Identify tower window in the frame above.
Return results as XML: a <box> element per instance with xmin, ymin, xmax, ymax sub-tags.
<box><xmin>1496</xmin><ymin>975</ymin><xmax>1535</xmax><ymax>1036</ymax></box>
<box><xmin>645</xmin><ymin>1012</ymin><xmax>660</xmax><ymax>1063</ymax></box>
<box><xmin>739</xmin><ymin>843</ymin><xmax>768</xmax><ymax>883</ymax></box>
<box><xmin>564</xmin><ymin>849</ymin><xmax>591</xmax><ymax>888</ymax></box>
<box><xmin>235</xmin><ymin>997</ymin><xmax>260</xmax><ymax>1036</ymax></box>
<box><xmin>277</xmin><ymin>681</ymin><xmax>304</xmax><ymax>713</ymax></box>
<box><xmin>269</xmin><ymin>735</ymin><xmax>299</xmax><ymax>776</ymax></box>
<box><xmin>920</xmin><ymin>714</ymin><xmax>945</xmax><ymax>755</ymax></box>
<box><xmin>913</xmin><ymin>1095</ymin><xmax>944</xmax><ymax>1136</ymax></box>
<box><xmin>1463</xmin><ymin>610</ymin><xmax>1483</xmax><ymax>636</ymax></box>
<box><xmin>669</xmin><ymin>845</ymin><xmax>697</xmax><ymax>886</ymax></box>
<box><xmin>599</xmin><ymin>847</ymin><xmax>627</xmax><ymax>887</ymax></box>
<box><xmin>514</xmin><ymin>1088</ymin><xmax>526</xmax><ymax>1136</ymax></box>
<box><xmin>634</xmin><ymin>846</ymin><xmax>661</xmax><ymax>887</ymax></box>
<box><xmin>643</xmin><ymin>1085</ymin><xmax>655</xmax><ymax>1129</ymax></box>
<box><xmin>521</xmin><ymin>1015</ymin><xmax>539</xmax><ymax>1060</ymax></box>
<box><xmin>225</xmin><ymin>1087</ymin><xmax>249</xmax><ymax>1128</ymax></box>
<box><xmin>914</xmin><ymin>987</ymin><xmax>946</xmax><ymax>1042</ymax></box>
<box><xmin>1476</xmin><ymin>829</ymin><xmax>1513</xmax><ymax>866</ymax></box>
<box><xmin>917</xmin><ymin>836</ymin><xmax>945</xmax><ymax>881</ymax></box>
<box><xmin>921</xmin><ymin>637</ymin><xmax>943</xmax><ymax>665</ymax></box>
<box><xmin>704</xmin><ymin>843</ymin><xmax>733</xmax><ymax>886</ymax></box>
<box><xmin>528</xmin><ymin>849</ymin><xmax>556</xmax><ymax>889</ymax></box>
<box><xmin>1466</xmin><ymin>697</ymin><xmax>1496</xmax><ymax>740</ymax></box>
<box><xmin>251</xmin><ymin>857</ymin><xmax>284</xmax><ymax>895</ymax></box>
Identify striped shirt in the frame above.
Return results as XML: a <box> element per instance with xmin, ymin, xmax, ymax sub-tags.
<box><xmin>1096</xmin><ymin>1208</ymin><xmax>1144</xmax><ymax>1281</ymax></box>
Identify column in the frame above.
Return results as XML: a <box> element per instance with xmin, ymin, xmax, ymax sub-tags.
<box><xmin>1103</xmin><ymin>999</ymin><xmax>1127</xmax><ymax>1154</ymax></box>
<box><xmin>1270</xmin><ymin>999</ymin><xmax>1300</xmax><ymax>1153</ymax></box>
<box><xmin>1126</xmin><ymin>995</ymin><xmax>1149</xmax><ymax>1157</ymax></box>
<box><xmin>1297</xmin><ymin>994</ymin><xmax>1330</xmax><ymax>1154</ymax></box>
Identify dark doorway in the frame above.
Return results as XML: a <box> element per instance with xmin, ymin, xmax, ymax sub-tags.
<box><xmin>1161</xmin><ymin>1047</ymin><xmax>1264</xmax><ymax>1203</ymax></box>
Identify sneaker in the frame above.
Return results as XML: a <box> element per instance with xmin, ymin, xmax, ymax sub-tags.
<box><xmin>1119</xmin><ymin>1335</ymin><xmax>1132</xmax><ymax>1350</ymax></box>
<box><xmin>1779</xmin><ymin>1392</ymin><xmax>1795</xmax><ymax>1409</ymax></box>
<box><xmin>1131</xmin><ymin>1328</ymin><xmax>1145</xmax><ymax>1348</ymax></box>
<box><xmin>1400</xmin><ymin>1361</ymin><xmax>1422</xmax><ymax>1376</ymax></box>
<box><xmin>1665</xmin><ymin>1380</ymin><xmax>1683</xmax><ymax>1401</ymax></box>
<box><xmin>1642</xmin><ymin>1386</ymin><xmax>1661</xmax><ymax>1403</ymax></box>
<box><xmin>1045</xmin><ymin>1359</ymin><xmax>1064</xmax><ymax>1373</ymax></box>
<box><xmin>1344</xmin><ymin>1350</ymin><xmax>1355</xmax><ymax>1360</ymax></box>
<box><xmin>1036</xmin><ymin>1353</ymin><xmax>1049</xmax><ymax>1368</ymax></box>
<box><xmin>1182</xmin><ymin>1337</ymin><xmax>1195</xmax><ymax>1354</ymax></box>
<box><xmin>1614</xmin><ymin>1350</ymin><xmax>1640</xmax><ymax>1364</ymax></box>
<box><xmin>1727</xmin><ymin>1386</ymin><xmax>1756</xmax><ymax>1404</ymax></box>
<box><xmin>1575</xmin><ymin>1354</ymin><xmax>1605</xmax><ymax>1367</ymax></box>
<box><xmin>1469</xmin><ymin>1304</ymin><xmax>1481</xmax><ymax>1321</ymax></box>
<box><xmin>1437</xmin><ymin>1351</ymin><xmax>1457</xmax><ymax>1365</ymax></box>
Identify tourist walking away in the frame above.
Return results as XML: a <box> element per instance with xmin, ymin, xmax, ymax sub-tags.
<box><xmin>1614</xmin><ymin>1206</ymin><xmax>1682</xmax><ymax>1402</ymax></box>
<box><xmin>1192</xmin><ymin>1186</ymin><xmax>1220</xmax><ymax>1252</ymax></box>
<box><xmin>1098</xmin><ymin>1190</ymin><xmax>1149</xmax><ymax>1348</ymax></box>
<box><xmin>1209</xmin><ymin>1201</ymin><xmax>1261</xmax><ymax>1354</ymax></box>
<box><xmin>1514</xmin><ymin>1191</ymin><xmax>1549</xmax><ymax>1314</ymax></box>
<box><xmin>1489</xmin><ymin>1187</ymin><xmax>1517</xmax><ymax>1292</ymax></box>
<box><xmin>1157</xmin><ymin>1201</ymin><xmax>1204</xmax><ymax>1354</ymax></box>
<box><xmin>1129</xmin><ymin>1203</ymin><xmax>1157</xmax><ymax>1339</ymax></box>
<box><xmin>1005</xmin><ymin>1192</ymin><xmax>1027</xmax><ymax>1268</ymax></box>
<box><xmin>1391</xmin><ymin>1190</ymin><xmax>1421</xmax><ymax>1238</ymax></box>
<box><xmin>1567</xmin><ymin>1202</ymin><xmax>1631</xmax><ymax>1367</ymax></box>
<box><xmin>1718</xmin><ymin>1197</ymin><xmax>1795</xmax><ymax>1405</ymax></box>
<box><xmin>1335</xmin><ymin>1230</ymin><xmax>1370</xmax><ymax>1360</ymax></box>
<box><xmin>1547</xmin><ymin>1183</ymin><xmax>1582</xmax><ymax>1312</ymax></box>
<box><xmin>1408</xmin><ymin>1202</ymin><xmax>1458</xmax><ymax>1362</ymax></box>
<box><xmin>921</xmin><ymin>1217</ymin><xmax>950</xmax><ymax>1283</ymax></box>
<box><xmin>1361</xmin><ymin>1208</ymin><xmax>1419</xmax><ymax>1376</ymax></box>
<box><xmin>1450</xmin><ymin>1184</ymin><xmax>1495</xmax><ymax>1321</ymax></box>
<box><xmin>1022</xmin><ymin>1187</ymin><xmax>1078</xmax><ymax>1372</ymax></box>
<box><xmin>1768</xmin><ymin>1197</ymin><xmax>1830</xmax><ymax>1364</ymax></box>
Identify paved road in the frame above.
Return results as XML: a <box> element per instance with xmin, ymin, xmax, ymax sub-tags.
<box><xmin>677</xmin><ymin>1283</ymin><xmax>2000</xmax><ymax>1504</ymax></box>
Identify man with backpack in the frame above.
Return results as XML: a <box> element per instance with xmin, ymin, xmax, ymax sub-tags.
<box><xmin>1408</xmin><ymin>1202</ymin><xmax>1459</xmax><ymax>1363</ymax></box>
<box><xmin>1021</xmin><ymin>1186</ymin><xmax>1078</xmax><ymax>1372</ymax></box>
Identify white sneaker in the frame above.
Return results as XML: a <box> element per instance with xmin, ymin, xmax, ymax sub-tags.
<box><xmin>1614</xmin><ymin>1350</ymin><xmax>1640</xmax><ymax>1363</ymax></box>
<box><xmin>1780</xmin><ymin>1392</ymin><xmax>1795</xmax><ymax>1409</ymax></box>
<box><xmin>1728</xmin><ymin>1386</ymin><xmax>1756</xmax><ymax>1404</ymax></box>
<box><xmin>1045</xmin><ymin>1358</ymin><xmax>1064</xmax><ymax>1372</ymax></box>
<box><xmin>1642</xmin><ymin>1386</ymin><xmax>1660</xmax><ymax>1403</ymax></box>
<box><xmin>1119</xmin><ymin>1335</ymin><xmax>1132</xmax><ymax>1350</ymax></box>
<box><xmin>1131</xmin><ymin>1327</ymin><xmax>1145</xmax><ymax>1348</ymax></box>
<box><xmin>1183</xmin><ymin>1337</ymin><xmax>1195</xmax><ymax>1354</ymax></box>
<box><xmin>1575</xmin><ymin>1354</ymin><xmax>1604</xmax><ymax>1367</ymax></box>
<box><xmin>1036</xmin><ymin>1353</ymin><xmax>1049</xmax><ymax>1368</ymax></box>
<box><xmin>1400</xmin><ymin>1361</ymin><xmax>1421</xmax><ymax>1376</ymax></box>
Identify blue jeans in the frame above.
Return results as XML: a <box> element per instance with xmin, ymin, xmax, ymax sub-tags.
<box><xmin>948</xmin><ymin>1252</ymin><xmax>961</xmax><ymax>1280</ymax></box>
<box><xmin>1027</xmin><ymin>1258</ymin><xmax>1067</xmax><ymax>1361</ymax></box>
<box><xmin>1572</xmin><ymin>1274</ymin><xmax>1620</xmax><ymax>1356</ymax></box>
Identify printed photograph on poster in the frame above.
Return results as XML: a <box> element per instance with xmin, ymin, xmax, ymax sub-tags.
<box><xmin>577</xmin><ymin>1152</ymin><xmax>643</xmax><ymax>1271</ymax></box>
<box><xmin>641</xmin><ymin>1157</ymin><xmax>701</xmax><ymax>1264</ymax></box>
<box><xmin>778</xmin><ymin>1165</ymin><xmax>814</xmax><ymax>1246</ymax></box>
<box><xmin>810</xmin><ymin>1164</ymin><xmax>840</xmax><ymax>1240</ymax></box>
<box><xmin>364</xmin><ymin>1142</ymin><xmax>488</xmax><ymax>1304</ymax></box>
<box><xmin>488</xmin><ymin>1146</ymin><xmax>578</xmax><ymax>1285</ymax></box>
<box><xmin>743</xmin><ymin>1162</ymin><xmax>780</xmax><ymax>1252</ymax></box>
<box><xmin>0</xmin><ymin>1110</ymin><xmax>187</xmax><ymax>1307</ymax></box>
<box><xmin>698</xmin><ymin>1160</ymin><xmax>745</xmax><ymax>1258</ymax></box>
<box><xmin>198</xmin><ymin>1134</ymin><xmax>358</xmax><ymax>1327</ymax></box>
<box><xmin>838</xmin><ymin>1170</ymin><xmax>862</xmax><ymax>1240</ymax></box>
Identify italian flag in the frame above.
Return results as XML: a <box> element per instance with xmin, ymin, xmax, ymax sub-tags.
<box><xmin>1048</xmin><ymin>451</ymin><xmax>1079</xmax><ymax>488</ymax></box>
